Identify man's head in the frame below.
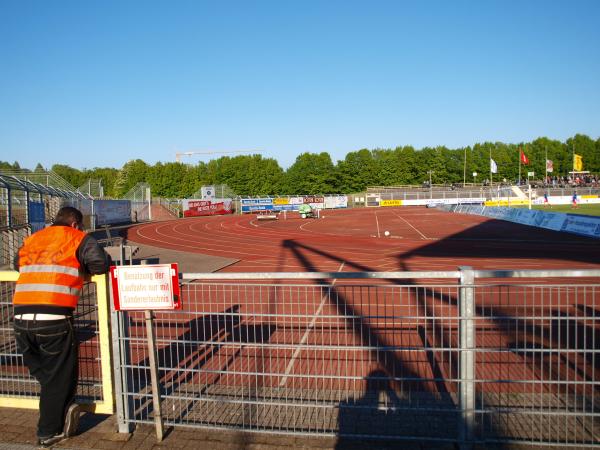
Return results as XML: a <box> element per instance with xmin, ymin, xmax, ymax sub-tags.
<box><xmin>54</xmin><ymin>207</ymin><xmax>84</xmax><ymax>230</ymax></box>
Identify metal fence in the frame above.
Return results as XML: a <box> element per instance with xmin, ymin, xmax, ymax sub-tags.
<box><xmin>367</xmin><ymin>185</ymin><xmax>600</xmax><ymax>202</ymax></box>
<box><xmin>111</xmin><ymin>269</ymin><xmax>600</xmax><ymax>448</ymax></box>
<box><xmin>471</xmin><ymin>277</ymin><xmax>599</xmax><ymax>446</ymax></box>
<box><xmin>0</xmin><ymin>225</ymin><xmax>30</xmax><ymax>269</ymax></box>
<box><xmin>0</xmin><ymin>273</ymin><xmax>113</xmax><ymax>414</ymax></box>
<box><xmin>0</xmin><ymin>173</ymin><xmax>88</xmax><ymax>229</ymax></box>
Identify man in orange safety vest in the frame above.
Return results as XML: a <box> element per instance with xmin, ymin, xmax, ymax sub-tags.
<box><xmin>12</xmin><ymin>206</ymin><xmax>110</xmax><ymax>447</ymax></box>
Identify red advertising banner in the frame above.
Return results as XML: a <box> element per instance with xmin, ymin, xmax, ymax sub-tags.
<box><xmin>303</xmin><ymin>196</ymin><xmax>324</xmax><ymax>204</ymax></box>
<box><xmin>183</xmin><ymin>199</ymin><xmax>233</xmax><ymax>217</ymax></box>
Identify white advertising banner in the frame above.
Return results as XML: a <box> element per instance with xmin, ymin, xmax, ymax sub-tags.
<box><xmin>560</xmin><ymin>216</ymin><xmax>600</xmax><ymax>238</ymax></box>
<box><xmin>402</xmin><ymin>197</ymin><xmax>486</xmax><ymax>206</ymax></box>
<box><xmin>462</xmin><ymin>205</ymin><xmax>600</xmax><ymax>239</ymax></box>
<box><xmin>533</xmin><ymin>212</ymin><xmax>567</xmax><ymax>231</ymax></box>
<box><xmin>288</xmin><ymin>197</ymin><xmax>304</xmax><ymax>205</ymax></box>
<box><xmin>324</xmin><ymin>195</ymin><xmax>348</xmax><ymax>209</ymax></box>
<box><xmin>533</xmin><ymin>195</ymin><xmax>600</xmax><ymax>206</ymax></box>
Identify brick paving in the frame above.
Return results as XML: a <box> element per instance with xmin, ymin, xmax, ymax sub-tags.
<box><xmin>0</xmin><ymin>406</ymin><xmax>460</xmax><ymax>450</ymax></box>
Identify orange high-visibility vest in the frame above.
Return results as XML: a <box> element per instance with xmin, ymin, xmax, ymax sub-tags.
<box><xmin>13</xmin><ymin>226</ymin><xmax>86</xmax><ymax>309</ymax></box>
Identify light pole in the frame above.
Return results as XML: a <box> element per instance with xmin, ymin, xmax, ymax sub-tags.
<box><xmin>428</xmin><ymin>170</ymin><xmax>434</xmax><ymax>199</ymax></box>
<box><xmin>463</xmin><ymin>147</ymin><xmax>467</xmax><ymax>187</ymax></box>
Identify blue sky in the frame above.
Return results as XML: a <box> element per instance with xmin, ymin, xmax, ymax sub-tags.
<box><xmin>1</xmin><ymin>0</ymin><xmax>599</xmax><ymax>170</ymax></box>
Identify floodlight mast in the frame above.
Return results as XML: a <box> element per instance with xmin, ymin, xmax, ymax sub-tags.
<box><xmin>175</xmin><ymin>150</ymin><xmax>255</xmax><ymax>162</ymax></box>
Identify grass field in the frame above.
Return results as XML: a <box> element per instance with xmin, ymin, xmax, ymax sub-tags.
<box><xmin>514</xmin><ymin>203</ymin><xmax>600</xmax><ymax>216</ymax></box>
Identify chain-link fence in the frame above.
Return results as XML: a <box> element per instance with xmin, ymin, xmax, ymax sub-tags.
<box><xmin>110</xmin><ymin>269</ymin><xmax>600</xmax><ymax>447</ymax></box>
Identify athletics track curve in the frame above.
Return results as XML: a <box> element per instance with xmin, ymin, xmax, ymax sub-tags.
<box><xmin>125</xmin><ymin>207</ymin><xmax>600</xmax><ymax>273</ymax></box>
<box><xmin>120</xmin><ymin>206</ymin><xmax>600</xmax><ymax>429</ymax></box>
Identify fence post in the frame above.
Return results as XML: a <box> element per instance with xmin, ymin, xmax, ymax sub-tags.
<box><xmin>147</xmin><ymin>188</ymin><xmax>152</xmax><ymax>221</ymax></box>
<box><xmin>91</xmin><ymin>200</ymin><xmax>96</xmax><ymax>231</ymax></box>
<box><xmin>459</xmin><ymin>266</ymin><xmax>475</xmax><ymax>449</ymax></box>
<box><xmin>8</xmin><ymin>229</ymin><xmax>16</xmax><ymax>269</ymax></box>
<box><xmin>110</xmin><ymin>256</ymin><xmax>134</xmax><ymax>433</ymax></box>
<box><xmin>7</xmin><ymin>185</ymin><xmax>12</xmax><ymax>228</ymax></box>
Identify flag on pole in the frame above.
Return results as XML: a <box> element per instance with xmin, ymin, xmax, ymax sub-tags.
<box><xmin>546</xmin><ymin>159</ymin><xmax>553</xmax><ymax>173</ymax></box>
<box><xmin>520</xmin><ymin>150</ymin><xmax>530</xmax><ymax>165</ymax></box>
<box><xmin>490</xmin><ymin>158</ymin><xmax>498</xmax><ymax>174</ymax></box>
<box><xmin>573</xmin><ymin>154</ymin><xmax>583</xmax><ymax>171</ymax></box>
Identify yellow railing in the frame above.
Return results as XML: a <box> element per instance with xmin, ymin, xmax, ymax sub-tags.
<box><xmin>0</xmin><ymin>272</ymin><xmax>114</xmax><ymax>414</ymax></box>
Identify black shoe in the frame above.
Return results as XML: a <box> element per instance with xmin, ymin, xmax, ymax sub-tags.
<box><xmin>63</xmin><ymin>403</ymin><xmax>81</xmax><ymax>437</ymax></box>
<box><xmin>37</xmin><ymin>433</ymin><xmax>66</xmax><ymax>447</ymax></box>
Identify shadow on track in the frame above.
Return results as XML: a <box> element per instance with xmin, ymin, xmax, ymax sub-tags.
<box><xmin>281</xmin><ymin>239</ymin><xmax>469</xmax><ymax>447</ymax></box>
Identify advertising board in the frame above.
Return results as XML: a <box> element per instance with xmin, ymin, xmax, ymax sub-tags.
<box><xmin>561</xmin><ymin>215</ymin><xmax>600</xmax><ymax>238</ymax></box>
<box><xmin>241</xmin><ymin>198</ymin><xmax>274</xmax><ymax>213</ymax></box>
<box><xmin>380</xmin><ymin>200</ymin><xmax>402</xmax><ymax>207</ymax></box>
<box><xmin>183</xmin><ymin>199</ymin><xmax>233</xmax><ymax>217</ymax></box>
<box><xmin>94</xmin><ymin>200</ymin><xmax>132</xmax><ymax>225</ymax></box>
<box><xmin>323</xmin><ymin>195</ymin><xmax>348</xmax><ymax>209</ymax></box>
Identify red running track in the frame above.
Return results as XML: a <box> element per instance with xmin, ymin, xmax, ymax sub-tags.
<box><xmin>126</xmin><ymin>207</ymin><xmax>600</xmax><ymax>273</ymax></box>
<box><xmin>122</xmin><ymin>207</ymin><xmax>600</xmax><ymax>399</ymax></box>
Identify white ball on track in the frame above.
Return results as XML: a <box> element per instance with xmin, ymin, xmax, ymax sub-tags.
<box><xmin>384</xmin><ymin>231</ymin><xmax>390</xmax><ymax>236</ymax></box>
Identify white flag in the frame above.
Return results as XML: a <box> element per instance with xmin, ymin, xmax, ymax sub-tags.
<box><xmin>546</xmin><ymin>159</ymin><xmax>553</xmax><ymax>173</ymax></box>
<box><xmin>490</xmin><ymin>158</ymin><xmax>498</xmax><ymax>174</ymax></box>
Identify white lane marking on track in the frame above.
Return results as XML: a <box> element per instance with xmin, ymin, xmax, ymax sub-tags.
<box><xmin>133</xmin><ymin>216</ymin><xmax>416</xmax><ymax>264</ymax></box>
<box><xmin>375</xmin><ymin>212</ymin><xmax>381</xmax><ymax>238</ymax></box>
<box><xmin>391</xmin><ymin>211</ymin><xmax>429</xmax><ymax>240</ymax></box>
<box><xmin>279</xmin><ymin>261</ymin><xmax>346</xmax><ymax>387</ymax></box>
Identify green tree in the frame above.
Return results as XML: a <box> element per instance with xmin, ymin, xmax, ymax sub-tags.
<box><xmin>337</xmin><ymin>149</ymin><xmax>378</xmax><ymax>192</ymax></box>
<box><xmin>282</xmin><ymin>152</ymin><xmax>338</xmax><ymax>194</ymax></box>
<box><xmin>51</xmin><ymin>164</ymin><xmax>85</xmax><ymax>188</ymax></box>
<box><xmin>150</xmin><ymin>162</ymin><xmax>189</xmax><ymax>197</ymax></box>
<box><xmin>114</xmin><ymin>159</ymin><xmax>150</xmax><ymax>197</ymax></box>
<box><xmin>85</xmin><ymin>167</ymin><xmax>120</xmax><ymax>197</ymax></box>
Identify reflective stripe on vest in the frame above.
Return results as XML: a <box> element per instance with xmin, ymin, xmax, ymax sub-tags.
<box><xmin>15</xmin><ymin>284</ymin><xmax>81</xmax><ymax>297</ymax></box>
<box><xmin>19</xmin><ymin>265</ymin><xmax>80</xmax><ymax>277</ymax></box>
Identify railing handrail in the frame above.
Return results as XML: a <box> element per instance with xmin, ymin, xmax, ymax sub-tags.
<box><xmin>181</xmin><ymin>268</ymin><xmax>600</xmax><ymax>280</ymax></box>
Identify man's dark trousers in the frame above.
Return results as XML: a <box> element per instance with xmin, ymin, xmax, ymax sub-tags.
<box><xmin>13</xmin><ymin>317</ymin><xmax>78</xmax><ymax>438</ymax></box>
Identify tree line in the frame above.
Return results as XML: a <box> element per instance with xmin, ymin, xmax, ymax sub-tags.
<box><xmin>2</xmin><ymin>134</ymin><xmax>598</xmax><ymax>198</ymax></box>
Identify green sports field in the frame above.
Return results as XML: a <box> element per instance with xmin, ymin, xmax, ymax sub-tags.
<box><xmin>513</xmin><ymin>203</ymin><xmax>600</xmax><ymax>217</ymax></box>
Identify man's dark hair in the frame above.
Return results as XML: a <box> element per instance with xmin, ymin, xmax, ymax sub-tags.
<box><xmin>53</xmin><ymin>207</ymin><xmax>84</xmax><ymax>227</ymax></box>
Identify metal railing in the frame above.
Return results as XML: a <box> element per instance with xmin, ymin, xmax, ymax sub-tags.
<box><xmin>111</xmin><ymin>269</ymin><xmax>600</xmax><ymax>447</ymax></box>
<box><xmin>0</xmin><ymin>273</ymin><xmax>114</xmax><ymax>414</ymax></box>
<box><xmin>0</xmin><ymin>225</ymin><xmax>30</xmax><ymax>269</ymax></box>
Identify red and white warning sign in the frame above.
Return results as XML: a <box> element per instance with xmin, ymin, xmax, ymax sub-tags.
<box><xmin>110</xmin><ymin>263</ymin><xmax>181</xmax><ymax>311</ymax></box>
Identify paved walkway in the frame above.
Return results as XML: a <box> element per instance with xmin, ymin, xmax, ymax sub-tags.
<box><xmin>0</xmin><ymin>406</ymin><xmax>447</xmax><ymax>450</ymax></box>
<box><xmin>90</xmin><ymin>224</ymin><xmax>239</xmax><ymax>273</ymax></box>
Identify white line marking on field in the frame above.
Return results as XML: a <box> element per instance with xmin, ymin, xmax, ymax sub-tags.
<box><xmin>392</xmin><ymin>212</ymin><xmax>429</xmax><ymax>240</ymax></box>
<box><xmin>375</xmin><ymin>212</ymin><xmax>381</xmax><ymax>238</ymax></box>
<box><xmin>279</xmin><ymin>261</ymin><xmax>345</xmax><ymax>387</ymax></box>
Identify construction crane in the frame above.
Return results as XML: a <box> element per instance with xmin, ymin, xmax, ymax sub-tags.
<box><xmin>175</xmin><ymin>150</ymin><xmax>256</xmax><ymax>162</ymax></box>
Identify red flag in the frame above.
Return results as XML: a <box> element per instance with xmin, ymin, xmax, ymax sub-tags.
<box><xmin>520</xmin><ymin>149</ymin><xmax>529</xmax><ymax>165</ymax></box>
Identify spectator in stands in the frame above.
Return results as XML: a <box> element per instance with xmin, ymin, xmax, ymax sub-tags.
<box><xmin>12</xmin><ymin>207</ymin><xmax>110</xmax><ymax>447</ymax></box>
